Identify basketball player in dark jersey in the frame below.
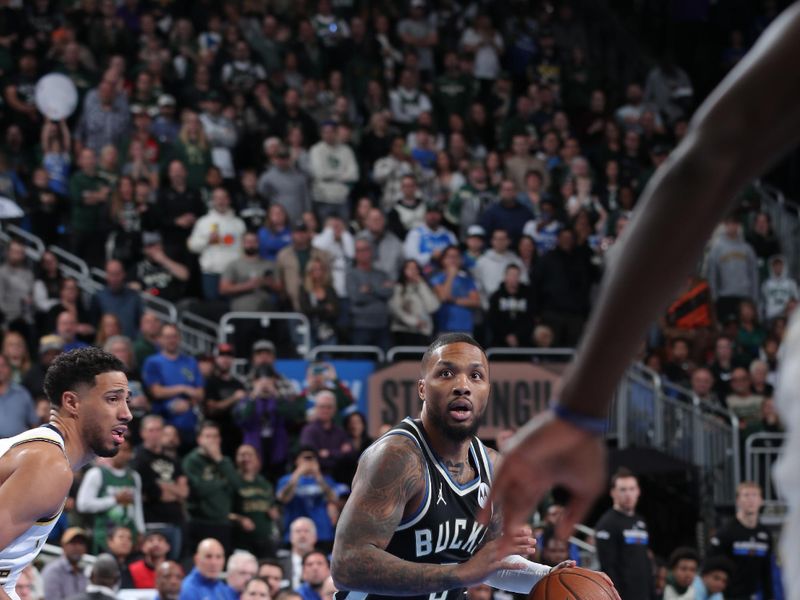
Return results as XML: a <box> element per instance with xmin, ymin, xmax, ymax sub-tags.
<box><xmin>483</xmin><ymin>4</ymin><xmax>800</xmax><ymax>598</ymax></box>
<box><xmin>331</xmin><ymin>333</ymin><xmax>575</xmax><ymax>599</ymax></box>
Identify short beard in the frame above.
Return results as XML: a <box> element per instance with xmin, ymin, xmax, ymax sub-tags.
<box><xmin>427</xmin><ymin>405</ymin><xmax>480</xmax><ymax>442</ymax></box>
<box><xmin>85</xmin><ymin>422</ymin><xmax>119</xmax><ymax>458</ymax></box>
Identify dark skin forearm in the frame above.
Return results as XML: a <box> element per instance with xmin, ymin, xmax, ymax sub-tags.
<box><xmin>560</xmin><ymin>2</ymin><xmax>800</xmax><ymax>418</ymax></box>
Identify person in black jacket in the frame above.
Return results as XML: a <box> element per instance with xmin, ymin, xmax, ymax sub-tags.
<box><xmin>708</xmin><ymin>481</ymin><xmax>774</xmax><ymax>600</ymax></box>
<box><xmin>533</xmin><ymin>227</ymin><xmax>593</xmax><ymax>347</ymax></box>
<box><xmin>487</xmin><ymin>264</ymin><xmax>535</xmax><ymax>348</ymax></box>
<box><xmin>594</xmin><ymin>468</ymin><xmax>655</xmax><ymax>600</ymax></box>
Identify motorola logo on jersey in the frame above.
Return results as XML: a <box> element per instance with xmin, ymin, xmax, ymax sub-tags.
<box><xmin>477</xmin><ymin>483</ymin><xmax>490</xmax><ymax>508</ymax></box>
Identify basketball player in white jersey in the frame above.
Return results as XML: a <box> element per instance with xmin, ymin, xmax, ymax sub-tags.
<box><xmin>484</xmin><ymin>3</ymin><xmax>800</xmax><ymax>598</ymax></box>
<box><xmin>331</xmin><ymin>334</ymin><xmax>588</xmax><ymax>599</ymax></box>
<box><xmin>0</xmin><ymin>347</ymin><xmax>131</xmax><ymax>600</ymax></box>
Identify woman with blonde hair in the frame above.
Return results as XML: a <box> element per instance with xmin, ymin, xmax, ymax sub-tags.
<box><xmin>299</xmin><ymin>257</ymin><xmax>339</xmax><ymax>346</ymax></box>
<box><xmin>173</xmin><ymin>110</ymin><xmax>212</xmax><ymax>189</ymax></box>
<box><xmin>95</xmin><ymin>313</ymin><xmax>123</xmax><ymax>348</ymax></box>
<box><xmin>2</xmin><ymin>331</ymin><xmax>32</xmax><ymax>384</ymax></box>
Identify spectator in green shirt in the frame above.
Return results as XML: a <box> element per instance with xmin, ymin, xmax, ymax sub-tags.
<box><xmin>69</xmin><ymin>147</ymin><xmax>111</xmax><ymax>267</ymax></box>
<box><xmin>181</xmin><ymin>421</ymin><xmax>240</xmax><ymax>556</ymax></box>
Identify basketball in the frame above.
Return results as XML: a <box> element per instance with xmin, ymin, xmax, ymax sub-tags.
<box><xmin>528</xmin><ymin>567</ymin><xmax>620</xmax><ymax>600</ymax></box>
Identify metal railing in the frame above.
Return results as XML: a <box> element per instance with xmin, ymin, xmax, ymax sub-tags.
<box><xmin>178</xmin><ymin>310</ymin><xmax>219</xmax><ymax>355</ymax></box>
<box><xmin>3</xmin><ymin>223</ymin><xmax>45</xmax><ymax>259</ymax></box>
<box><xmin>386</xmin><ymin>346</ymin><xmax>428</xmax><ymax>362</ymax></box>
<box><xmin>308</xmin><ymin>345</ymin><xmax>385</xmax><ymax>362</ymax></box>
<box><xmin>612</xmin><ymin>366</ymin><xmax>741</xmax><ymax>506</ymax></box>
<box><xmin>744</xmin><ymin>431</ymin><xmax>787</xmax><ymax>522</ymax></box>
<box><xmin>219</xmin><ymin>311</ymin><xmax>311</xmax><ymax>356</ymax></box>
<box><xmin>486</xmin><ymin>347</ymin><xmax>575</xmax><ymax>361</ymax></box>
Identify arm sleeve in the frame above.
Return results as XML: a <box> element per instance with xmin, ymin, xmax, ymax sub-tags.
<box><xmin>132</xmin><ymin>471</ymin><xmax>146</xmax><ymax>535</ymax></box>
<box><xmin>483</xmin><ymin>554</ymin><xmax>551</xmax><ymax>594</ymax></box>
<box><xmin>76</xmin><ymin>467</ymin><xmax>116</xmax><ymax>514</ymax></box>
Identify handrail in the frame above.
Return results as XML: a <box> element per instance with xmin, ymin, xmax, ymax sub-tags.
<box><xmin>219</xmin><ymin>311</ymin><xmax>311</xmax><ymax>356</ymax></box>
<box><xmin>140</xmin><ymin>292</ymin><xmax>178</xmax><ymax>323</ymax></box>
<box><xmin>5</xmin><ymin>224</ymin><xmax>45</xmax><ymax>258</ymax></box>
<box><xmin>485</xmin><ymin>347</ymin><xmax>575</xmax><ymax>360</ymax></box>
<box><xmin>48</xmin><ymin>244</ymin><xmax>91</xmax><ymax>281</ymax></box>
<box><xmin>308</xmin><ymin>345</ymin><xmax>385</xmax><ymax>362</ymax></box>
<box><xmin>386</xmin><ymin>346</ymin><xmax>429</xmax><ymax>362</ymax></box>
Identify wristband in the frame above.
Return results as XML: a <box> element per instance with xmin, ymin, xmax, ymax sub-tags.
<box><xmin>553</xmin><ymin>404</ymin><xmax>609</xmax><ymax>436</ymax></box>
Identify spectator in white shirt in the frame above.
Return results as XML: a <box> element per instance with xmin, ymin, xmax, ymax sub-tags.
<box><xmin>187</xmin><ymin>187</ymin><xmax>246</xmax><ymax>300</ymax></box>
<box><xmin>309</xmin><ymin>122</ymin><xmax>359</xmax><ymax>222</ymax></box>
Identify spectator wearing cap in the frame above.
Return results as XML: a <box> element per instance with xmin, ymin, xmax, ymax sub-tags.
<box><xmin>474</xmin><ymin>228</ymin><xmax>527</xmax><ymax>308</ymax></box>
<box><xmin>309</xmin><ymin>122</ymin><xmax>359</xmax><ymax>222</ymax></box>
<box><xmin>235</xmin><ymin>342</ymin><xmax>306</xmax><ymax>474</ymax></box>
<box><xmin>480</xmin><ymin>179</ymin><xmax>535</xmax><ymax>245</ymax></box>
<box><xmin>0</xmin><ymin>353</ymin><xmax>37</xmax><ymax>438</ymax></box>
<box><xmin>346</xmin><ymin>236</ymin><xmax>394</xmax><ymax>351</ymax></box>
<box><xmin>134</xmin><ymin>231</ymin><xmax>190</xmax><ymax>303</ymax></box>
<box><xmin>187</xmin><ymin>186</ymin><xmax>247</xmax><ymax>300</ymax></box>
<box><xmin>386</xmin><ymin>174</ymin><xmax>427</xmax><ymax>240</ymax></box>
<box><xmin>277</xmin><ymin>221</ymin><xmax>332</xmax><ymax>312</ymax></box>
<box><xmin>42</xmin><ymin>527</ymin><xmax>90</xmax><ymax>600</ymax></box>
<box><xmin>128</xmin><ymin>531</ymin><xmax>171</xmax><ymax>589</ymax></box>
<box><xmin>403</xmin><ymin>203</ymin><xmax>457</xmax><ymax>273</ymax></box>
<box><xmin>447</xmin><ymin>162</ymin><xmax>498</xmax><ymax>240</ymax></box>
<box><xmin>199</xmin><ymin>91</ymin><xmax>238</xmax><ymax>180</ymax></box>
<box><xmin>153</xmin><ymin>95</ymin><xmax>180</xmax><ymax>145</ymax></box>
<box><xmin>361</xmin><ymin>207</ymin><xmax>404</xmax><ymax>281</ymax></box>
<box><xmin>203</xmin><ymin>343</ymin><xmax>247</xmax><ymax>457</ymax></box>
<box><xmin>220</xmin><ymin>231</ymin><xmax>280</xmax><ymax>312</ymax></box>
<box><xmin>257</xmin><ymin>145</ymin><xmax>312</xmax><ymax>225</ymax></box>
<box><xmin>276</xmin><ymin>448</ymin><xmax>340</xmax><ymax>548</ymax></box>
<box><xmin>463</xmin><ymin>225</ymin><xmax>486</xmax><ymax>275</ymax></box>
<box><xmin>522</xmin><ymin>197</ymin><xmax>564</xmax><ymax>255</ymax></box>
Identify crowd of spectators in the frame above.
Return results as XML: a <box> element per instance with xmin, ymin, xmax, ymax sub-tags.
<box><xmin>0</xmin><ymin>0</ymin><xmax>794</xmax><ymax>599</ymax></box>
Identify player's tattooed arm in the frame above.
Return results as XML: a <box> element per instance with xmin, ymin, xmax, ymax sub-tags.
<box><xmin>331</xmin><ymin>435</ymin><xmax>461</xmax><ymax>595</ymax></box>
<box><xmin>484</xmin><ymin>447</ymin><xmax>504</xmax><ymax>541</ymax></box>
